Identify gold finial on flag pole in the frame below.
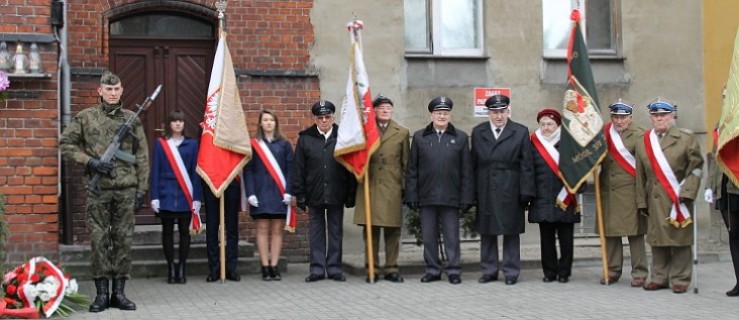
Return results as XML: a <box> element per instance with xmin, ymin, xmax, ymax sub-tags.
<box><xmin>216</xmin><ymin>0</ymin><xmax>228</xmax><ymax>32</ymax></box>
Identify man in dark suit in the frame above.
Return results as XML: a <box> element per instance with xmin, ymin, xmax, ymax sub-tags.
<box><xmin>405</xmin><ymin>96</ymin><xmax>473</xmax><ymax>285</ymax></box>
<box><xmin>293</xmin><ymin>100</ymin><xmax>357</xmax><ymax>282</ymax></box>
<box><xmin>471</xmin><ymin>94</ymin><xmax>535</xmax><ymax>285</ymax></box>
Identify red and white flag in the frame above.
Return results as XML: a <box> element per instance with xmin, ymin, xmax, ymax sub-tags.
<box><xmin>197</xmin><ymin>32</ymin><xmax>251</xmax><ymax>197</ymax></box>
<box><xmin>334</xmin><ymin>20</ymin><xmax>380</xmax><ymax>180</ymax></box>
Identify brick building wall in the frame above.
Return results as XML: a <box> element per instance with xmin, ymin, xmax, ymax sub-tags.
<box><xmin>1</xmin><ymin>0</ymin><xmax>319</xmax><ymax>265</ymax></box>
<box><xmin>0</xmin><ymin>1</ymin><xmax>61</xmax><ymax>264</ymax></box>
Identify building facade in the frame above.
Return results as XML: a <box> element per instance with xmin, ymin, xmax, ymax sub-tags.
<box><xmin>0</xmin><ymin>0</ymin><xmax>736</xmax><ymax>265</ymax></box>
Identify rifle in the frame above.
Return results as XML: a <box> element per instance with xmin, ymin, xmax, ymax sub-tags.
<box><xmin>86</xmin><ymin>84</ymin><xmax>162</xmax><ymax>196</ymax></box>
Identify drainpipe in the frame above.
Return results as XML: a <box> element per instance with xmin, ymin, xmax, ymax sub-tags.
<box><xmin>54</xmin><ymin>0</ymin><xmax>72</xmax><ymax>244</ymax></box>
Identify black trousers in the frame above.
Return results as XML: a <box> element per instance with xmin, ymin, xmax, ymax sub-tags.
<box><xmin>539</xmin><ymin>221</ymin><xmax>574</xmax><ymax>278</ymax></box>
<box><xmin>721</xmin><ymin>207</ymin><xmax>739</xmax><ymax>284</ymax></box>
<box><xmin>204</xmin><ymin>181</ymin><xmax>240</xmax><ymax>273</ymax></box>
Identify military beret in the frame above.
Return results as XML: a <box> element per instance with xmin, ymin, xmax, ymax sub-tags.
<box><xmin>311</xmin><ymin>100</ymin><xmax>336</xmax><ymax>116</ymax></box>
<box><xmin>647</xmin><ymin>100</ymin><xmax>676</xmax><ymax>114</ymax></box>
<box><xmin>536</xmin><ymin>108</ymin><xmax>561</xmax><ymax>126</ymax></box>
<box><xmin>427</xmin><ymin>96</ymin><xmax>453</xmax><ymax>112</ymax></box>
<box><xmin>485</xmin><ymin>94</ymin><xmax>510</xmax><ymax>110</ymax></box>
<box><xmin>373</xmin><ymin>95</ymin><xmax>393</xmax><ymax>108</ymax></box>
<box><xmin>609</xmin><ymin>102</ymin><xmax>633</xmax><ymax>115</ymax></box>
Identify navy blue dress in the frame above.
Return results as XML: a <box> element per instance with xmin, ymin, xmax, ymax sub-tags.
<box><xmin>150</xmin><ymin>137</ymin><xmax>203</xmax><ymax>219</ymax></box>
<box><xmin>245</xmin><ymin>138</ymin><xmax>294</xmax><ymax>219</ymax></box>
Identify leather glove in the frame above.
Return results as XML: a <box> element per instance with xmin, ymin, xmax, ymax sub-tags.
<box><xmin>150</xmin><ymin>199</ymin><xmax>160</xmax><ymax>213</ymax></box>
<box><xmin>248</xmin><ymin>195</ymin><xmax>259</xmax><ymax>207</ymax></box>
<box><xmin>407</xmin><ymin>202</ymin><xmax>419</xmax><ymax>211</ymax></box>
<box><xmin>679</xmin><ymin>197</ymin><xmax>694</xmax><ymax>209</ymax></box>
<box><xmin>134</xmin><ymin>191</ymin><xmax>145</xmax><ymax>210</ymax></box>
<box><xmin>459</xmin><ymin>203</ymin><xmax>472</xmax><ymax>215</ymax></box>
<box><xmin>638</xmin><ymin>208</ymin><xmax>649</xmax><ymax>217</ymax></box>
<box><xmin>87</xmin><ymin>158</ymin><xmax>113</xmax><ymax>176</ymax></box>
<box><xmin>282</xmin><ymin>193</ymin><xmax>292</xmax><ymax>205</ymax></box>
<box><xmin>192</xmin><ymin>200</ymin><xmax>201</xmax><ymax>212</ymax></box>
<box><xmin>345</xmin><ymin>196</ymin><xmax>356</xmax><ymax>209</ymax></box>
<box><xmin>297</xmin><ymin>198</ymin><xmax>307</xmax><ymax>213</ymax></box>
<box><xmin>704</xmin><ymin>189</ymin><xmax>714</xmax><ymax>203</ymax></box>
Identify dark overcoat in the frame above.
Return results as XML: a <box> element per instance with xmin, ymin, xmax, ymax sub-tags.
<box><xmin>471</xmin><ymin>120</ymin><xmax>535</xmax><ymax>235</ymax></box>
<box><xmin>528</xmin><ymin>135</ymin><xmax>580</xmax><ymax>224</ymax></box>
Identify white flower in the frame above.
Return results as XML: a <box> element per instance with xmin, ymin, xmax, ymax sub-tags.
<box><xmin>43</xmin><ymin>275</ymin><xmax>59</xmax><ymax>286</ymax></box>
<box><xmin>24</xmin><ymin>283</ymin><xmax>39</xmax><ymax>301</ymax></box>
<box><xmin>66</xmin><ymin>279</ymin><xmax>78</xmax><ymax>294</ymax></box>
<box><xmin>39</xmin><ymin>291</ymin><xmax>52</xmax><ymax>302</ymax></box>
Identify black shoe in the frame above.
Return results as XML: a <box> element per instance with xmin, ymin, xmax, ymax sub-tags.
<box><xmin>206</xmin><ymin>271</ymin><xmax>218</xmax><ymax>282</ymax></box>
<box><xmin>167</xmin><ymin>262</ymin><xmax>176</xmax><ymax>284</ymax></box>
<box><xmin>384</xmin><ymin>272</ymin><xmax>404</xmax><ymax>283</ymax></box>
<box><xmin>558</xmin><ymin>276</ymin><xmax>569</xmax><ymax>283</ymax></box>
<box><xmin>727</xmin><ymin>285</ymin><xmax>739</xmax><ymax>297</ymax></box>
<box><xmin>478</xmin><ymin>274</ymin><xmax>498</xmax><ymax>283</ymax></box>
<box><xmin>109</xmin><ymin>278</ymin><xmax>136</xmax><ymax>311</ymax></box>
<box><xmin>269</xmin><ymin>266</ymin><xmax>282</xmax><ymax>281</ymax></box>
<box><xmin>328</xmin><ymin>273</ymin><xmax>346</xmax><ymax>282</ymax></box>
<box><xmin>542</xmin><ymin>276</ymin><xmax>557</xmax><ymax>283</ymax></box>
<box><xmin>261</xmin><ymin>266</ymin><xmax>271</xmax><ymax>281</ymax></box>
<box><xmin>448</xmin><ymin>274</ymin><xmax>462</xmax><ymax>284</ymax></box>
<box><xmin>365</xmin><ymin>273</ymin><xmax>379</xmax><ymax>283</ymax></box>
<box><xmin>176</xmin><ymin>262</ymin><xmax>187</xmax><ymax>284</ymax></box>
<box><xmin>505</xmin><ymin>277</ymin><xmax>518</xmax><ymax>285</ymax></box>
<box><xmin>305</xmin><ymin>274</ymin><xmax>325</xmax><ymax>282</ymax></box>
<box><xmin>226</xmin><ymin>270</ymin><xmax>241</xmax><ymax>282</ymax></box>
<box><xmin>420</xmin><ymin>274</ymin><xmax>441</xmax><ymax>283</ymax></box>
<box><xmin>88</xmin><ymin>278</ymin><xmax>109</xmax><ymax>313</ymax></box>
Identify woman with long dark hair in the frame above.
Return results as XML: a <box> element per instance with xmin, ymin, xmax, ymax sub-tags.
<box><xmin>150</xmin><ymin>110</ymin><xmax>202</xmax><ymax>284</ymax></box>
<box><xmin>245</xmin><ymin>110</ymin><xmax>295</xmax><ymax>281</ymax></box>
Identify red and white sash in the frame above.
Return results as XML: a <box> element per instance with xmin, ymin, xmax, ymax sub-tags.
<box><xmin>158</xmin><ymin>137</ymin><xmax>202</xmax><ymax>233</ymax></box>
<box><xmin>604</xmin><ymin>123</ymin><xmax>636</xmax><ymax>177</ymax></box>
<box><xmin>251</xmin><ymin>139</ymin><xmax>296</xmax><ymax>232</ymax></box>
<box><xmin>530</xmin><ymin>130</ymin><xmax>577</xmax><ymax>210</ymax></box>
<box><xmin>643</xmin><ymin>130</ymin><xmax>692</xmax><ymax>227</ymax></box>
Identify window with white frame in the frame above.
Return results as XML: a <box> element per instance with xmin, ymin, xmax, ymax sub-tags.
<box><xmin>542</xmin><ymin>0</ymin><xmax>620</xmax><ymax>58</ymax></box>
<box><xmin>404</xmin><ymin>0</ymin><xmax>483</xmax><ymax>56</ymax></box>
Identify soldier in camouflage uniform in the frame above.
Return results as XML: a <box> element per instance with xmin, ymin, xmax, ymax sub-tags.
<box><xmin>59</xmin><ymin>71</ymin><xmax>148</xmax><ymax>312</ymax></box>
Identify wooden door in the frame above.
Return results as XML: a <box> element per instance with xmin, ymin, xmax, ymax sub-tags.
<box><xmin>110</xmin><ymin>39</ymin><xmax>214</xmax><ymax>224</ymax></box>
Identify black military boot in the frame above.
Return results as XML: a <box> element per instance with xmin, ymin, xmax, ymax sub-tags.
<box><xmin>110</xmin><ymin>278</ymin><xmax>137</xmax><ymax>311</ymax></box>
<box><xmin>88</xmin><ymin>278</ymin><xmax>110</xmax><ymax>313</ymax></box>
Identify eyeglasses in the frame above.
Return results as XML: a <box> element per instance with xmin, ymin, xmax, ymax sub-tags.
<box><xmin>315</xmin><ymin>115</ymin><xmax>334</xmax><ymax>121</ymax></box>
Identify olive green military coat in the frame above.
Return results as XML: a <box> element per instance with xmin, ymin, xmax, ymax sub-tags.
<box><xmin>353</xmin><ymin>120</ymin><xmax>410</xmax><ymax>227</ymax></box>
<box><xmin>635</xmin><ymin>125</ymin><xmax>704</xmax><ymax>246</ymax></box>
<box><xmin>597</xmin><ymin>122</ymin><xmax>647</xmax><ymax>237</ymax></box>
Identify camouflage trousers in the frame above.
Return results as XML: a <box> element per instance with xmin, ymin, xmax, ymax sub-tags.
<box><xmin>85</xmin><ymin>187</ymin><xmax>136</xmax><ymax>279</ymax></box>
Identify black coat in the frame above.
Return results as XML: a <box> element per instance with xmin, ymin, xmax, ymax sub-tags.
<box><xmin>528</xmin><ymin>137</ymin><xmax>581</xmax><ymax>224</ymax></box>
<box><xmin>405</xmin><ymin>123</ymin><xmax>473</xmax><ymax>208</ymax></box>
<box><xmin>471</xmin><ymin>120</ymin><xmax>535</xmax><ymax>235</ymax></box>
<box><xmin>292</xmin><ymin>124</ymin><xmax>356</xmax><ymax>207</ymax></box>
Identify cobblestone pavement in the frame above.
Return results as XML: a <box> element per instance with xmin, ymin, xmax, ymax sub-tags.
<box><xmin>71</xmin><ymin>259</ymin><xmax>737</xmax><ymax>320</ymax></box>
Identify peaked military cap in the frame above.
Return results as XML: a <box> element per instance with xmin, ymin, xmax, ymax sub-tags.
<box><xmin>427</xmin><ymin>96</ymin><xmax>453</xmax><ymax>112</ymax></box>
<box><xmin>485</xmin><ymin>94</ymin><xmax>510</xmax><ymax>110</ymax></box>
<box><xmin>311</xmin><ymin>100</ymin><xmax>336</xmax><ymax>116</ymax></box>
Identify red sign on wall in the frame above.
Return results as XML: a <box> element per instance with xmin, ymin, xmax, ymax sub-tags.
<box><xmin>474</xmin><ymin>87</ymin><xmax>511</xmax><ymax>117</ymax></box>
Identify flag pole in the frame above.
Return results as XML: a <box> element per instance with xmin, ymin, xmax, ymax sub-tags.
<box><xmin>219</xmin><ymin>195</ymin><xmax>226</xmax><ymax>283</ymax></box>
<box><xmin>364</xmin><ymin>174</ymin><xmax>376</xmax><ymax>283</ymax></box>
<box><xmin>594</xmin><ymin>169</ymin><xmax>610</xmax><ymax>284</ymax></box>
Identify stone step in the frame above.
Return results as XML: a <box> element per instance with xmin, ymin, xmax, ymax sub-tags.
<box><xmin>61</xmin><ymin>256</ymin><xmax>288</xmax><ymax>280</ymax></box>
<box><xmin>59</xmin><ymin>242</ymin><xmax>254</xmax><ymax>263</ymax></box>
<box><xmin>131</xmin><ymin>225</ymin><xmax>207</xmax><ymax>246</ymax></box>
<box><xmin>342</xmin><ymin>239</ymin><xmax>727</xmax><ymax>277</ymax></box>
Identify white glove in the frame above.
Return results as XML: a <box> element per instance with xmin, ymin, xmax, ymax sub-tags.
<box><xmin>192</xmin><ymin>201</ymin><xmax>201</xmax><ymax>212</ymax></box>
<box><xmin>704</xmin><ymin>189</ymin><xmax>714</xmax><ymax>203</ymax></box>
<box><xmin>283</xmin><ymin>193</ymin><xmax>292</xmax><ymax>205</ymax></box>
<box><xmin>248</xmin><ymin>195</ymin><xmax>259</xmax><ymax>207</ymax></box>
<box><xmin>150</xmin><ymin>199</ymin><xmax>160</xmax><ymax>213</ymax></box>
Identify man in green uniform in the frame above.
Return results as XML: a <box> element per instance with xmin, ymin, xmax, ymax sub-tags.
<box><xmin>598</xmin><ymin>102</ymin><xmax>648</xmax><ymax>287</ymax></box>
<box><xmin>353</xmin><ymin>95</ymin><xmax>410</xmax><ymax>283</ymax></box>
<box><xmin>59</xmin><ymin>71</ymin><xmax>148</xmax><ymax>312</ymax></box>
<box><xmin>635</xmin><ymin>100</ymin><xmax>703</xmax><ymax>294</ymax></box>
